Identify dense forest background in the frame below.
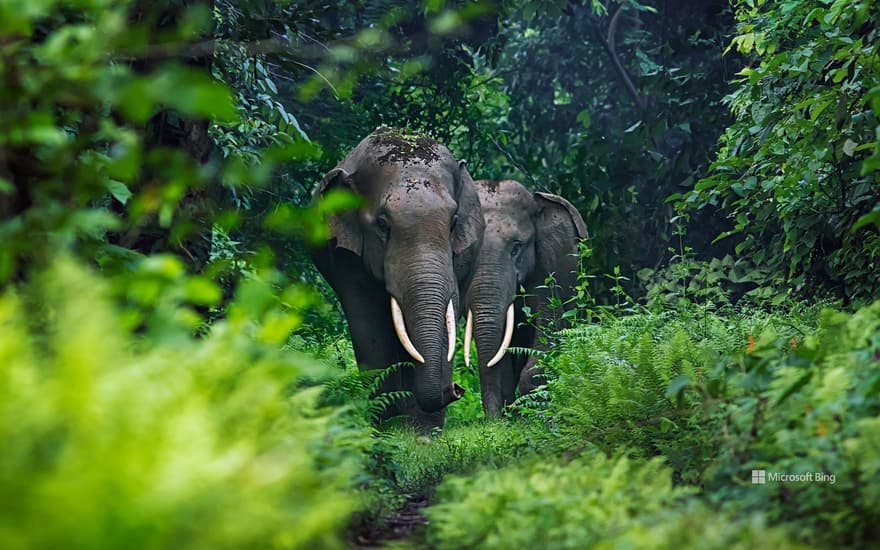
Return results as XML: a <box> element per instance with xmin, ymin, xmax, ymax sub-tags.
<box><xmin>2</xmin><ymin>0</ymin><xmax>879</xmax><ymax>548</ymax></box>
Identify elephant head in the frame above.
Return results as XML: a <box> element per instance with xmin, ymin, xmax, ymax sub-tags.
<box><xmin>464</xmin><ymin>179</ymin><xmax>587</xmax><ymax>415</ymax></box>
<box><xmin>313</xmin><ymin>128</ymin><xmax>484</xmax><ymax>417</ymax></box>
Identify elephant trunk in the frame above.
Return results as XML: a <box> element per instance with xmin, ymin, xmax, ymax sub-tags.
<box><xmin>466</xmin><ymin>265</ymin><xmax>516</xmax><ymax>369</ymax></box>
<box><xmin>394</xmin><ymin>261</ymin><xmax>458</xmax><ymax>413</ymax></box>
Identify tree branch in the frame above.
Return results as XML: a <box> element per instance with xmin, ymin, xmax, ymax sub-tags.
<box><xmin>590</xmin><ymin>5</ymin><xmax>647</xmax><ymax>114</ymax></box>
<box><xmin>489</xmin><ymin>136</ymin><xmax>537</xmax><ymax>188</ymax></box>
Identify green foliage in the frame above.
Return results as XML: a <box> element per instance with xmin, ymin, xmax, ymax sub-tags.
<box><xmin>536</xmin><ymin>299</ymin><xmax>880</xmax><ymax>546</ymax></box>
<box><xmin>683</xmin><ymin>0</ymin><xmax>880</xmax><ymax>301</ymax></box>
<box><xmin>547</xmin><ymin>307</ymin><xmax>807</xmax><ymax>476</ymax></box>
<box><xmin>701</xmin><ymin>302</ymin><xmax>880</xmax><ymax>545</ymax></box>
<box><xmin>375</xmin><ymin>421</ymin><xmax>535</xmax><ymax>496</ymax></box>
<box><xmin>0</xmin><ymin>259</ymin><xmax>369</xmax><ymax>549</ymax></box>
<box><xmin>427</xmin><ymin>453</ymin><xmax>801</xmax><ymax>549</ymax></box>
<box><xmin>639</xmin><ymin>252</ymin><xmax>786</xmax><ymax>308</ymax></box>
<box><xmin>422</xmin><ymin>300</ymin><xmax>880</xmax><ymax>548</ymax></box>
<box><xmin>0</xmin><ymin>0</ymin><xmax>241</xmax><ymax>280</ymax></box>
<box><xmin>322</xmin><ymin>363</ymin><xmax>416</xmax><ymax>425</ymax></box>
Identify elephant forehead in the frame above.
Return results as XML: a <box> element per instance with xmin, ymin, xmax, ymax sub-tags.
<box><xmin>484</xmin><ymin>208</ymin><xmax>533</xmax><ymax>239</ymax></box>
<box><xmin>477</xmin><ymin>180</ymin><xmax>532</xmax><ymax>207</ymax></box>
<box><xmin>479</xmin><ymin>181</ymin><xmax>534</xmax><ymax>233</ymax></box>
<box><xmin>383</xmin><ymin>177</ymin><xmax>455</xmax><ymax>213</ymax></box>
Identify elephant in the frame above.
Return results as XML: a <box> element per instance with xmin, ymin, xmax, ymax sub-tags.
<box><xmin>463</xmin><ymin>179</ymin><xmax>588</xmax><ymax>417</ymax></box>
<box><xmin>310</xmin><ymin>127</ymin><xmax>485</xmax><ymax>431</ymax></box>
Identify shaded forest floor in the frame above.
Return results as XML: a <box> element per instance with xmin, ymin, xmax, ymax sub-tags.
<box><xmin>353</xmin><ymin>494</ymin><xmax>429</xmax><ymax>547</ymax></box>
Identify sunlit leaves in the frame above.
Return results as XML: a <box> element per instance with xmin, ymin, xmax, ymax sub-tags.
<box><xmin>0</xmin><ymin>259</ymin><xmax>363</xmax><ymax>548</ymax></box>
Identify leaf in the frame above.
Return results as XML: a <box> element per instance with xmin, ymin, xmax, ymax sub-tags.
<box><xmin>576</xmin><ymin>109</ymin><xmax>591</xmax><ymax>129</ymax></box>
<box><xmin>70</xmin><ymin>209</ymin><xmax>121</xmax><ymax>237</ymax></box>
<box><xmin>184</xmin><ymin>277</ymin><xmax>222</xmax><ymax>306</ymax></box>
<box><xmin>665</xmin><ymin>374</ymin><xmax>691</xmax><ymax>401</ymax></box>
<box><xmin>774</xmin><ymin>370</ymin><xmax>813</xmax><ymax>407</ymax></box>
<box><xmin>852</xmin><ymin>211</ymin><xmax>880</xmax><ymax>231</ymax></box>
<box><xmin>623</xmin><ymin>121</ymin><xmax>642</xmax><ymax>133</ymax></box>
<box><xmin>843</xmin><ymin>139</ymin><xmax>858</xmax><ymax>157</ymax></box>
<box><xmin>810</xmin><ymin>100</ymin><xmax>831</xmax><ymax>121</ymax></box>
<box><xmin>107</xmin><ymin>181</ymin><xmax>132</xmax><ymax>205</ymax></box>
<box><xmin>317</xmin><ymin>189</ymin><xmax>362</xmax><ymax>215</ymax></box>
<box><xmin>120</xmin><ymin>66</ymin><xmax>240</xmax><ymax>124</ymax></box>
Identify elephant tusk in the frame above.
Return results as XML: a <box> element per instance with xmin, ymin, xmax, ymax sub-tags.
<box><xmin>446</xmin><ymin>300</ymin><xmax>456</xmax><ymax>362</ymax></box>
<box><xmin>391</xmin><ymin>296</ymin><xmax>425</xmax><ymax>364</ymax></box>
<box><xmin>464</xmin><ymin>310</ymin><xmax>473</xmax><ymax>367</ymax></box>
<box><xmin>486</xmin><ymin>304</ymin><xmax>515</xmax><ymax>368</ymax></box>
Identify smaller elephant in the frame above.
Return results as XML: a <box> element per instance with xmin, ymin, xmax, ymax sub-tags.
<box><xmin>463</xmin><ymin>179</ymin><xmax>588</xmax><ymax>416</ymax></box>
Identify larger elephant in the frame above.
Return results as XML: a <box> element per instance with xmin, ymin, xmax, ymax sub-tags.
<box><xmin>311</xmin><ymin>127</ymin><xmax>485</xmax><ymax>430</ymax></box>
<box><xmin>463</xmin><ymin>179</ymin><xmax>588</xmax><ymax>417</ymax></box>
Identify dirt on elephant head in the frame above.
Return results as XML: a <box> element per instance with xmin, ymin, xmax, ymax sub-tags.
<box><xmin>370</xmin><ymin>126</ymin><xmax>442</xmax><ymax>166</ymax></box>
<box><xmin>480</xmin><ymin>179</ymin><xmax>501</xmax><ymax>194</ymax></box>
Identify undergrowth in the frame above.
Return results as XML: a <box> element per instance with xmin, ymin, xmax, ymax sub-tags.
<box><xmin>427</xmin><ymin>453</ymin><xmax>802</xmax><ymax>550</ymax></box>
<box><xmin>0</xmin><ymin>259</ymin><xmax>370</xmax><ymax>549</ymax></box>
<box><xmin>13</xmin><ymin>261</ymin><xmax>878</xmax><ymax>549</ymax></box>
<box><xmin>420</xmin><ymin>299</ymin><xmax>880</xmax><ymax>549</ymax></box>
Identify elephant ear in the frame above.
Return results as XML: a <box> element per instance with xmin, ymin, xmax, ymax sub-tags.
<box><xmin>533</xmin><ymin>192</ymin><xmax>588</xmax><ymax>279</ymax></box>
<box><xmin>316</xmin><ymin>167</ymin><xmax>363</xmax><ymax>256</ymax></box>
<box><xmin>451</xmin><ymin>161</ymin><xmax>485</xmax><ymax>282</ymax></box>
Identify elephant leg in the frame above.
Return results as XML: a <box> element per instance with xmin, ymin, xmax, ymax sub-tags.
<box><xmin>479</xmin><ymin>360</ymin><xmax>506</xmax><ymax>417</ymax></box>
<box><xmin>479</xmin><ymin>352</ymin><xmax>518</xmax><ymax>416</ymax></box>
<box><xmin>509</xmin><ymin>320</ymin><xmax>540</xmax><ymax>397</ymax></box>
<box><xmin>314</xmin><ymin>247</ymin><xmax>412</xmax><ymax>419</ymax></box>
<box><xmin>499</xmin><ymin>355</ymin><xmax>518</xmax><ymax>407</ymax></box>
<box><xmin>405</xmin><ymin>408</ymin><xmax>446</xmax><ymax>433</ymax></box>
<box><xmin>517</xmin><ymin>355</ymin><xmax>543</xmax><ymax>395</ymax></box>
<box><xmin>480</xmin><ymin>317</ymin><xmax>531</xmax><ymax>414</ymax></box>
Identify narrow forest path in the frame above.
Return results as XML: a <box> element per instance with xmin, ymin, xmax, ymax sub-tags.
<box><xmin>354</xmin><ymin>494</ymin><xmax>430</xmax><ymax>548</ymax></box>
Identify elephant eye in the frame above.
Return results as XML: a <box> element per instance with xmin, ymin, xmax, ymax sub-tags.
<box><xmin>450</xmin><ymin>213</ymin><xmax>459</xmax><ymax>233</ymax></box>
<box><xmin>510</xmin><ymin>241</ymin><xmax>523</xmax><ymax>257</ymax></box>
<box><xmin>376</xmin><ymin>216</ymin><xmax>390</xmax><ymax>233</ymax></box>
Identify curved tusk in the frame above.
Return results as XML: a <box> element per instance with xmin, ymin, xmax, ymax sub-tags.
<box><xmin>464</xmin><ymin>310</ymin><xmax>473</xmax><ymax>367</ymax></box>
<box><xmin>446</xmin><ymin>300</ymin><xmax>456</xmax><ymax>362</ymax></box>
<box><xmin>486</xmin><ymin>304</ymin><xmax>515</xmax><ymax>368</ymax></box>
<box><xmin>391</xmin><ymin>296</ymin><xmax>425</xmax><ymax>364</ymax></box>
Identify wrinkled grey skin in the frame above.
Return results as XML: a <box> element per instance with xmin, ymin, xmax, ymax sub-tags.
<box><xmin>465</xmin><ymin>179</ymin><xmax>588</xmax><ymax>417</ymax></box>
<box><xmin>311</xmin><ymin>128</ymin><xmax>485</xmax><ymax>430</ymax></box>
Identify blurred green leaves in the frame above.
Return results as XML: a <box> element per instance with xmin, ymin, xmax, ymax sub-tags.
<box><xmin>0</xmin><ymin>258</ymin><xmax>367</xmax><ymax>549</ymax></box>
<box><xmin>117</xmin><ymin>66</ymin><xmax>239</xmax><ymax>124</ymax></box>
<box><xmin>428</xmin><ymin>453</ymin><xmax>799</xmax><ymax>549</ymax></box>
<box><xmin>0</xmin><ymin>0</ymin><xmax>242</xmax><ymax>282</ymax></box>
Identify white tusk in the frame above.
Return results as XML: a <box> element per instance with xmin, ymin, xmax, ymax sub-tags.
<box><xmin>486</xmin><ymin>304</ymin><xmax>515</xmax><ymax>368</ymax></box>
<box><xmin>464</xmin><ymin>310</ymin><xmax>473</xmax><ymax>367</ymax></box>
<box><xmin>391</xmin><ymin>296</ymin><xmax>425</xmax><ymax>364</ymax></box>
<box><xmin>446</xmin><ymin>300</ymin><xmax>456</xmax><ymax>362</ymax></box>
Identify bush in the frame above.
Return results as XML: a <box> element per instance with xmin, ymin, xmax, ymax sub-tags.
<box><xmin>0</xmin><ymin>259</ymin><xmax>369</xmax><ymax>549</ymax></box>
<box><xmin>427</xmin><ymin>452</ymin><xmax>800</xmax><ymax>550</ymax></box>
<box><xmin>540</xmin><ymin>300</ymin><xmax>880</xmax><ymax>547</ymax></box>
<box><xmin>546</xmin><ymin>306</ymin><xmax>813</xmax><ymax>479</ymax></box>
<box><xmin>374</xmin><ymin>420</ymin><xmax>536</xmax><ymax>497</ymax></box>
<box><xmin>681</xmin><ymin>0</ymin><xmax>880</xmax><ymax>301</ymax></box>
<box><xmin>702</xmin><ymin>302</ymin><xmax>880</xmax><ymax>545</ymax></box>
